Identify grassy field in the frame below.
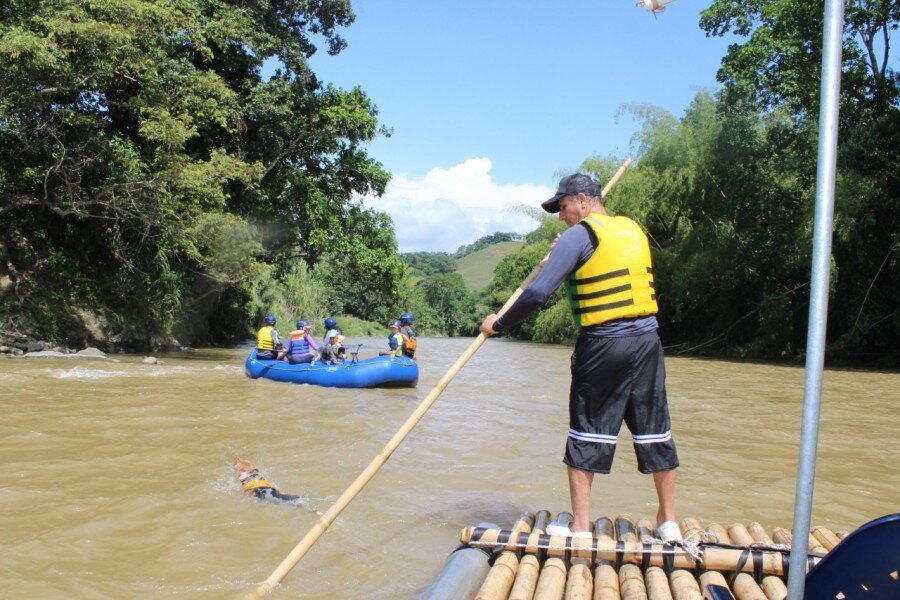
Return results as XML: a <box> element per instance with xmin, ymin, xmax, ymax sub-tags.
<box><xmin>455</xmin><ymin>241</ymin><xmax>523</xmax><ymax>291</ymax></box>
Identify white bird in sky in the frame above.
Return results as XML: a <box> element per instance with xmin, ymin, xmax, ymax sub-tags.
<box><xmin>636</xmin><ymin>0</ymin><xmax>677</xmax><ymax>15</ymax></box>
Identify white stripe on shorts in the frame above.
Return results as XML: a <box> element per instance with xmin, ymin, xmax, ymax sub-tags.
<box><xmin>568</xmin><ymin>429</ymin><xmax>618</xmax><ymax>444</ymax></box>
<box><xmin>633</xmin><ymin>431</ymin><xmax>672</xmax><ymax>444</ymax></box>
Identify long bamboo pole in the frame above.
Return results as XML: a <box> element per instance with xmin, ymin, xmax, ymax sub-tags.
<box><xmin>247</xmin><ymin>159</ymin><xmax>634</xmax><ymax>597</ymax></box>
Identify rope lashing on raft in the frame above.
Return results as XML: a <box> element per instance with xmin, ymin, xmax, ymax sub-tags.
<box><xmin>459</xmin><ymin>527</ymin><xmax>823</xmax><ymax>577</ymax></box>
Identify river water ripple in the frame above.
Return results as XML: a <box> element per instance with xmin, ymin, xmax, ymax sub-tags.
<box><xmin>1</xmin><ymin>337</ymin><xmax>897</xmax><ymax>598</ymax></box>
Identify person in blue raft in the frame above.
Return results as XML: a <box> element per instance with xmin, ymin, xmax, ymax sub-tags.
<box><xmin>283</xmin><ymin>320</ymin><xmax>319</xmax><ymax>365</ymax></box>
<box><xmin>256</xmin><ymin>314</ymin><xmax>284</xmax><ymax>360</ymax></box>
<box><xmin>322</xmin><ymin>316</ymin><xmax>341</xmax><ymax>344</ymax></box>
<box><xmin>398</xmin><ymin>312</ymin><xmax>417</xmax><ymax>359</ymax></box>
<box><xmin>387</xmin><ymin>320</ymin><xmax>405</xmax><ymax>357</ymax></box>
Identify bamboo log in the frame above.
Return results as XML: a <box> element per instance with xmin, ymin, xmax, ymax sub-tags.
<box><xmin>705</xmin><ymin>523</ymin><xmax>730</xmax><ymax>545</ymax></box>
<box><xmin>772</xmin><ymin>526</ymin><xmax>826</xmax><ymax>554</ymax></box>
<box><xmin>475</xmin><ymin>513</ymin><xmax>535</xmax><ymax>600</ymax></box>
<box><xmin>619</xmin><ymin>517</ymin><xmax>646</xmax><ymax>600</ymax></box>
<box><xmin>679</xmin><ymin>518</ymin><xmax>702</xmax><ymax>541</ymax></box>
<box><xmin>811</xmin><ymin>526</ymin><xmax>840</xmax><ymax>551</ymax></box>
<box><xmin>727</xmin><ymin>523</ymin><xmax>755</xmax><ymax>547</ymax></box>
<box><xmin>637</xmin><ymin>518</ymin><xmax>655</xmax><ymax>543</ymax></box>
<box><xmin>534</xmin><ymin>557</ymin><xmax>568</xmax><ymax>600</ymax></box>
<box><xmin>669</xmin><ymin>569</ymin><xmax>702</xmax><ymax>600</ymax></box>
<box><xmin>593</xmin><ymin>562</ymin><xmax>620</xmax><ymax>600</ymax></box>
<box><xmin>476</xmin><ymin>552</ymin><xmax>520</xmax><ymax>600</ymax></box>
<box><xmin>620</xmin><ymin>564</ymin><xmax>648</xmax><ymax>600</ymax></box>
<box><xmin>566</xmin><ymin>560</ymin><xmax>594</xmax><ymax>600</ymax></box>
<box><xmin>535</xmin><ymin>511</ymin><xmax>552</xmax><ymax>534</ymax></box>
<box><xmin>771</xmin><ymin>527</ymin><xmax>791</xmax><ymax>547</ymax></box>
<box><xmin>616</xmin><ymin>515</ymin><xmax>638</xmax><ymax>543</ymax></box>
<box><xmin>725</xmin><ymin>524</ymin><xmax>768</xmax><ymax>600</ymax></box>
<box><xmin>698</xmin><ymin>526</ymin><xmax>732</xmax><ymax>597</ymax></box>
<box><xmin>595</xmin><ymin>517</ymin><xmax>616</xmax><ymax>543</ymax></box>
<box><xmin>747</xmin><ymin>522</ymin><xmax>788</xmax><ymax>600</ymax></box>
<box><xmin>645</xmin><ymin>566</ymin><xmax>673</xmax><ymax>600</ymax></box>
<box><xmin>509</xmin><ymin>510</ymin><xmax>552</xmax><ymax>600</ymax></box>
<box><xmin>555</xmin><ymin>511</ymin><xmax>577</xmax><ymax>539</ymax></box>
<box><xmin>247</xmin><ymin>160</ymin><xmax>636</xmax><ymax>597</ymax></box>
<box><xmin>758</xmin><ymin>578</ymin><xmax>787</xmax><ymax>600</ymax></box>
<box><xmin>459</xmin><ymin>527</ymin><xmax>818</xmax><ymax>577</ymax></box>
<box><xmin>665</xmin><ymin>519</ymin><xmax>697</xmax><ymax>599</ymax></box>
<box><xmin>731</xmin><ymin>574</ymin><xmax>768</xmax><ymax>600</ymax></box>
<box><xmin>510</xmin><ymin>556</ymin><xmax>541</xmax><ymax>600</ymax></box>
<box><xmin>746</xmin><ymin>522</ymin><xmax>772</xmax><ymax>543</ymax></box>
<box><xmin>807</xmin><ymin>533</ymin><xmax>826</xmax><ymax>554</ymax></box>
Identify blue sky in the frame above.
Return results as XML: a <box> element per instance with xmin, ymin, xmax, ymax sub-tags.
<box><xmin>303</xmin><ymin>1</ymin><xmax>737</xmax><ymax>252</ymax></box>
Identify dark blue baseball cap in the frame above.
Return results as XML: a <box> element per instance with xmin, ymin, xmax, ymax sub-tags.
<box><xmin>541</xmin><ymin>173</ymin><xmax>602</xmax><ymax>213</ymax></box>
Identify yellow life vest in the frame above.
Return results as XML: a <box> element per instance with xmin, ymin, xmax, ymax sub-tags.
<box><xmin>567</xmin><ymin>214</ymin><xmax>658</xmax><ymax>328</ymax></box>
<box><xmin>242</xmin><ymin>479</ymin><xmax>273</xmax><ymax>491</ymax></box>
<box><xmin>257</xmin><ymin>326</ymin><xmax>276</xmax><ymax>350</ymax></box>
<box><xmin>389</xmin><ymin>332</ymin><xmax>404</xmax><ymax>357</ymax></box>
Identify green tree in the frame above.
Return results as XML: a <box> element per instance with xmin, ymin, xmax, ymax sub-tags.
<box><xmin>454</xmin><ymin>232</ymin><xmax>523</xmax><ymax>258</ymax></box>
<box><xmin>399</xmin><ymin>251</ymin><xmax>456</xmax><ymax>276</ymax></box>
<box><xmin>418</xmin><ymin>273</ymin><xmax>476</xmax><ymax>337</ymax></box>
<box><xmin>0</xmin><ymin>0</ymin><xmax>395</xmax><ymax>347</ymax></box>
<box><xmin>700</xmin><ymin>0</ymin><xmax>899</xmax><ymax>116</ymax></box>
<box><xmin>318</xmin><ymin>206</ymin><xmax>406</xmax><ymax>324</ymax></box>
<box><xmin>700</xmin><ymin>0</ymin><xmax>899</xmax><ymax>363</ymax></box>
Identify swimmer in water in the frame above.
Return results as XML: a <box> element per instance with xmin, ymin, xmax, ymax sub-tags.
<box><xmin>232</xmin><ymin>458</ymin><xmax>303</xmax><ymax>505</ymax></box>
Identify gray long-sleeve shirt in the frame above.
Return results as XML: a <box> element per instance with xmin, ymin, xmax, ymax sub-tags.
<box><xmin>493</xmin><ymin>219</ymin><xmax>657</xmax><ymax>338</ymax></box>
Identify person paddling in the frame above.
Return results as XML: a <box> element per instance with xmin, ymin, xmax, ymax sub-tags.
<box><xmin>479</xmin><ymin>173</ymin><xmax>681</xmax><ymax>542</ymax></box>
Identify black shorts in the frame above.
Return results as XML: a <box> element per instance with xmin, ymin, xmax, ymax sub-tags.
<box><xmin>563</xmin><ymin>331</ymin><xmax>679</xmax><ymax>474</ymax></box>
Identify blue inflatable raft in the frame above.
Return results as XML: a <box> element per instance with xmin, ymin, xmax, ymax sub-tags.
<box><xmin>244</xmin><ymin>350</ymin><xmax>418</xmax><ymax>388</ymax></box>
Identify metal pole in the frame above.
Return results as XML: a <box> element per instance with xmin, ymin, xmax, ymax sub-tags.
<box><xmin>787</xmin><ymin>0</ymin><xmax>845</xmax><ymax>597</ymax></box>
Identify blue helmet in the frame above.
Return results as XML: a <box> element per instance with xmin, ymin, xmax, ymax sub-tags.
<box><xmin>324</xmin><ymin>317</ymin><xmax>337</xmax><ymax>329</ymax></box>
<box><xmin>296</xmin><ymin>320</ymin><xmax>309</xmax><ymax>329</ymax></box>
<box><xmin>264</xmin><ymin>314</ymin><xmax>276</xmax><ymax>325</ymax></box>
<box><xmin>400</xmin><ymin>312</ymin><xmax>413</xmax><ymax>325</ymax></box>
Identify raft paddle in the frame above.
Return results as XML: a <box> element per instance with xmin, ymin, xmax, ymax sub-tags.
<box><xmin>246</xmin><ymin>158</ymin><xmax>634</xmax><ymax>598</ymax></box>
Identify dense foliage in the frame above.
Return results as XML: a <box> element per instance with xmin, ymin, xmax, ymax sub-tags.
<box><xmin>399</xmin><ymin>251</ymin><xmax>456</xmax><ymax>277</ymax></box>
<box><xmin>454</xmin><ymin>232</ymin><xmax>523</xmax><ymax>258</ymax></box>
<box><xmin>1</xmin><ymin>1</ymin><xmax>895</xmax><ymax>365</ymax></box>
<box><xmin>483</xmin><ymin>0</ymin><xmax>898</xmax><ymax>365</ymax></box>
<box><xmin>0</xmin><ymin>0</ymin><xmax>404</xmax><ymax>348</ymax></box>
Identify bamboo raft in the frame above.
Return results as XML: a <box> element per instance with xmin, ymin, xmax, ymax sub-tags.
<box><xmin>435</xmin><ymin>510</ymin><xmax>849</xmax><ymax>600</ymax></box>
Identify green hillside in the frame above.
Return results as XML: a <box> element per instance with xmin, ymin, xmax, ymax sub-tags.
<box><xmin>455</xmin><ymin>241</ymin><xmax>523</xmax><ymax>291</ymax></box>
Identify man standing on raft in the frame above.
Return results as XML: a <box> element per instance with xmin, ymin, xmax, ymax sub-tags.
<box><xmin>479</xmin><ymin>173</ymin><xmax>681</xmax><ymax>542</ymax></box>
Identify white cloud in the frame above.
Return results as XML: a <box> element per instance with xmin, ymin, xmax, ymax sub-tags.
<box><xmin>363</xmin><ymin>158</ymin><xmax>553</xmax><ymax>253</ymax></box>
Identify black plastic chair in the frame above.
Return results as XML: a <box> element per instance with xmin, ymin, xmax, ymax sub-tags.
<box><xmin>805</xmin><ymin>512</ymin><xmax>900</xmax><ymax>599</ymax></box>
<box><xmin>704</xmin><ymin>584</ymin><xmax>736</xmax><ymax>599</ymax></box>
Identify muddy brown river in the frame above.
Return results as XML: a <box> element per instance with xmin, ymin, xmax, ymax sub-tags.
<box><xmin>1</xmin><ymin>337</ymin><xmax>897</xmax><ymax>598</ymax></box>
